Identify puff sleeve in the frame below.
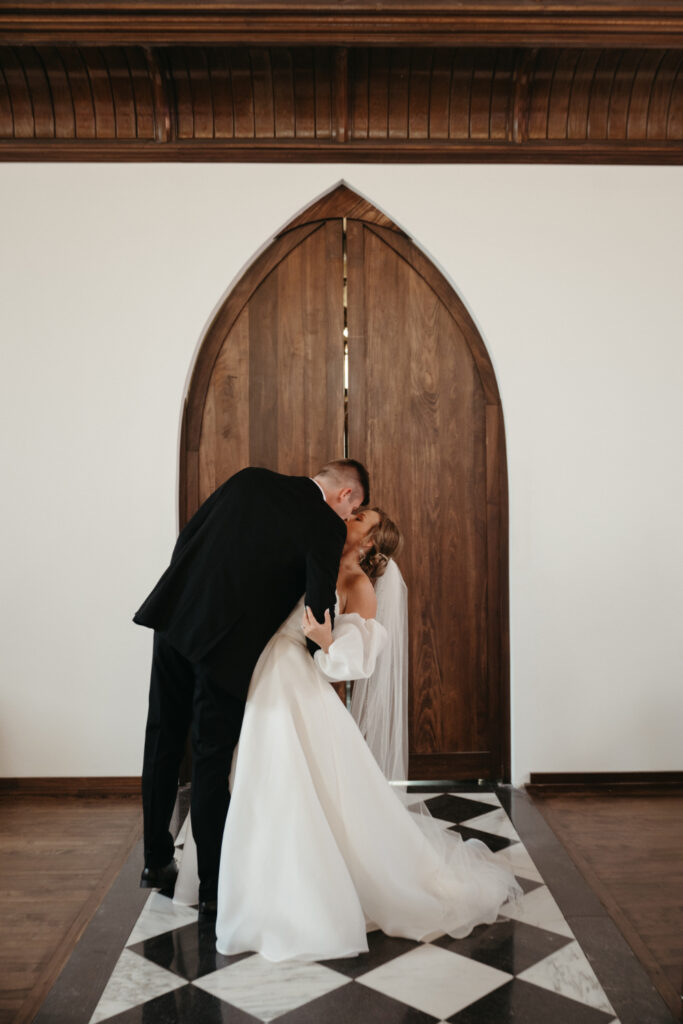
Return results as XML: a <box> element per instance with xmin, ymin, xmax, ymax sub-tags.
<box><xmin>313</xmin><ymin>612</ymin><xmax>388</xmax><ymax>683</ymax></box>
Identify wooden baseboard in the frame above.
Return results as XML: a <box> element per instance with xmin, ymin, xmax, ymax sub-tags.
<box><xmin>408</xmin><ymin>752</ymin><xmax>498</xmax><ymax>780</ymax></box>
<box><xmin>0</xmin><ymin>777</ymin><xmax>142</xmax><ymax>797</ymax></box>
<box><xmin>527</xmin><ymin>771</ymin><xmax>683</xmax><ymax>797</ymax></box>
<box><xmin>6</xmin><ymin>772</ymin><xmax>680</xmax><ymax>798</ymax></box>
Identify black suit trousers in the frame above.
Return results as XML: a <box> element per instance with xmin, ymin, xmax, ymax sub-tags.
<box><xmin>141</xmin><ymin>631</ymin><xmax>245</xmax><ymax>901</ymax></box>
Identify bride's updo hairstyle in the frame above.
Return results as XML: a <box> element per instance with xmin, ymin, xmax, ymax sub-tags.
<box><xmin>358</xmin><ymin>507</ymin><xmax>402</xmax><ymax>583</ymax></box>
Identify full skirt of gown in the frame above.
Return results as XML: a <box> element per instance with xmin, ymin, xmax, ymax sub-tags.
<box><xmin>174</xmin><ymin>598</ymin><xmax>520</xmax><ymax>962</ymax></box>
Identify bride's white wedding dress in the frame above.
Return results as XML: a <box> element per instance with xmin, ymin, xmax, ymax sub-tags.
<box><xmin>174</xmin><ymin>591</ymin><xmax>520</xmax><ymax>961</ymax></box>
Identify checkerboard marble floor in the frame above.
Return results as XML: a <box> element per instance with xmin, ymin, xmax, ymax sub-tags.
<box><xmin>88</xmin><ymin>789</ymin><xmax>624</xmax><ymax>1024</ymax></box>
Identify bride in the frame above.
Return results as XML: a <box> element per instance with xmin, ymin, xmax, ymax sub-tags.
<box><xmin>174</xmin><ymin>507</ymin><xmax>520</xmax><ymax>961</ymax></box>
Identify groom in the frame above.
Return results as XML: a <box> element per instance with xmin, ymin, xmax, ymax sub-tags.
<box><xmin>133</xmin><ymin>459</ymin><xmax>369</xmax><ymax>915</ymax></box>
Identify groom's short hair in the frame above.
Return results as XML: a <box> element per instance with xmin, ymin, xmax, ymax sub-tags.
<box><xmin>316</xmin><ymin>459</ymin><xmax>370</xmax><ymax>506</ymax></box>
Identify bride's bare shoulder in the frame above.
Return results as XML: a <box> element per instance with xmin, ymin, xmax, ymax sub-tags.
<box><xmin>343</xmin><ymin>571</ymin><xmax>377</xmax><ymax>620</ymax></box>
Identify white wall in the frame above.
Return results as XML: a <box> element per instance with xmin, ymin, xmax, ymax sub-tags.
<box><xmin>1</xmin><ymin>164</ymin><xmax>681</xmax><ymax>785</ymax></box>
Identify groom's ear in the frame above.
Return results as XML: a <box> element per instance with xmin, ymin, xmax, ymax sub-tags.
<box><xmin>341</xmin><ymin>487</ymin><xmax>356</xmax><ymax>511</ymax></box>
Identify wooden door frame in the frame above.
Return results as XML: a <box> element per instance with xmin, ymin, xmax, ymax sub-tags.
<box><xmin>180</xmin><ymin>184</ymin><xmax>511</xmax><ymax>781</ymax></box>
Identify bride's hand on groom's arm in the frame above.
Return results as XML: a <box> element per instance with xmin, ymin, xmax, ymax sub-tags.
<box><xmin>302</xmin><ymin>606</ymin><xmax>333</xmax><ymax>653</ymax></box>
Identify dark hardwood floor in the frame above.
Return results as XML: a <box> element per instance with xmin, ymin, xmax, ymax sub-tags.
<box><xmin>0</xmin><ymin>794</ymin><xmax>142</xmax><ymax>1024</ymax></box>
<box><xmin>530</xmin><ymin>792</ymin><xmax>683</xmax><ymax>1023</ymax></box>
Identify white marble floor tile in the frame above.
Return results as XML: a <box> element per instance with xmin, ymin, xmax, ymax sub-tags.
<box><xmin>451</xmin><ymin>791</ymin><xmax>502</xmax><ymax>806</ymax></box>
<box><xmin>461</xmin><ymin>807</ymin><xmax>522</xmax><ymax>841</ymax></box>
<box><xmin>493</xmin><ymin>840</ymin><xmax>544</xmax><ymax>882</ymax></box>
<box><xmin>192</xmin><ymin>954</ymin><xmax>350</xmax><ymax>1021</ymax></box>
<box><xmin>518</xmin><ymin>939</ymin><xmax>616</xmax><ymax>1015</ymax></box>
<box><xmin>499</xmin><ymin>884</ymin><xmax>574</xmax><ymax>938</ymax></box>
<box><xmin>358</xmin><ymin>942</ymin><xmax>512</xmax><ymax>1019</ymax></box>
<box><xmin>431</xmin><ymin>817</ymin><xmax>460</xmax><ymax>831</ymax></box>
<box><xmin>125</xmin><ymin>891</ymin><xmax>198</xmax><ymax>946</ymax></box>
<box><xmin>399</xmin><ymin>791</ymin><xmax>441</xmax><ymax>807</ymax></box>
<box><xmin>89</xmin><ymin>948</ymin><xmax>186</xmax><ymax>1023</ymax></box>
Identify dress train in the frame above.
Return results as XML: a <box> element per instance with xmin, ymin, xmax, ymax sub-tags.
<box><xmin>174</xmin><ymin>598</ymin><xmax>520</xmax><ymax>961</ymax></box>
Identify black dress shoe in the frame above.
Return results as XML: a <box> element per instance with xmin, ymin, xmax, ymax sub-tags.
<box><xmin>140</xmin><ymin>859</ymin><xmax>178</xmax><ymax>895</ymax></box>
<box><xmin>198</xmin><ymin>899</ymin><xmax>218</xmax><ymax>920</ymax></box>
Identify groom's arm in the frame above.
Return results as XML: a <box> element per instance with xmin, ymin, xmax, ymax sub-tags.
<box><xmin>304</xmin><ymin>522</ymin><xmax>345</xmax><ymax>656</ymax></box>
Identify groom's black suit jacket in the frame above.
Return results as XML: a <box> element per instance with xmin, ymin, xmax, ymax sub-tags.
<box><xmin>133</xmin><ymin>468</ymin><xmax>346</xmax><ymax>700</ymax></box>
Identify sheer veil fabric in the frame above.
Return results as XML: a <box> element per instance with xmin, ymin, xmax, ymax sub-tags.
<box><xmin>350</xmin><ymin>558</ymin><xmax>409</xmax><ymax>783</ymax></box>
<box><xmin>173</xmin><ymin>572</ymin><xmax>521</xmax><ymax>960</ymax></box>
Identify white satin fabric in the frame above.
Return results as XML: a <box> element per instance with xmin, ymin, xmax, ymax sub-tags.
<box><xmin>175</xmin><ymin>596</ymin><xmax>520</xmax><ymax>961</ymax></box>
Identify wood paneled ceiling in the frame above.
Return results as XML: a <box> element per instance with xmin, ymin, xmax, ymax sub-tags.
<box><xmin>1</xmin><ymin>1</ymin><xmax>682</xmax><ymax>161</ymax></box>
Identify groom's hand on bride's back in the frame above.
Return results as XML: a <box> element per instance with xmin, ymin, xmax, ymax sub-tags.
<box><xmin>301</xmin><ymin>606</ymin><xmax>333</xmax><ymax>653</ymax></box>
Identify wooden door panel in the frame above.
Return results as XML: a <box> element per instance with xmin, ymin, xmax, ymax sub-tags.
<box><xmin>198</xmin><ymin>306</ymin><xmax>251</xmax><ymax>501</ymax></box>
<box><xmin>197</xmin><ymin>219</ymin><xmax>344</xmax><ymax>504</ymax></box>
<box><xmin>182</xmin><ymin>186</ymin><xmax>509</xmax><ymax>781</ymax></box>
<box><xmin>347</xmin><ymin>218</ymin><xmax>497</xmax><ymax>779</ymax></box>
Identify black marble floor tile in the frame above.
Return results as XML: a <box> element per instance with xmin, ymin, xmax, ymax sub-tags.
<box><xmin>447</xmin><ymin>978</ymin><xmax>617</xmax><ymax>1024</ymax></box>
<box><xmin>490</xmin><ymin>786</ymin><xmax>514</xmax><ymax>815</ymax></box>
<box><xmin>95</xmin><ymin>984</ymin><xmax>261</xmax><ymax>1024</ymax></box>
<box><xmin>128</xmin><ymin>920</ymin><xmax>251</xmax><ymax>981</ymax></box>
<box><xmin>448</xmin><ymin>823</ymin><xmax>518</xmax><ymax>853</ymax></box>
<box><xmin>275</xmin><ymin>980</ymin><xmax>440</xmax><ymax>1024</ymax></box>
<box><xmin>319</xmin><ymin>929</ymin><xmax>421</xmax><ymax>979</ymax></box>
<box><xmin>423</xmin><ymin>794</ymin><xmax>498</xmax><ymax>825</ymax></box>
<box><xmin>515</xmin><ymin>874</ymin><xmax>544</xmax><ymax>896</ymax></box>
<box><xmin>433</xmin><ymin>918</ymin><xmax>574</xmax><ymax>975</ymax></box>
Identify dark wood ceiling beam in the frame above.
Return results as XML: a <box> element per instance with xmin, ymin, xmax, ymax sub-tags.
<box><xmin>1</xmin><ymin>139</ymin><xmax>682</xmax><ymax>162</ymax></box>
<box><xmin>2</xmin><ymin>44</ymin><xmax>682</xmax><ymax>160</ymax></box>
<box><xmin>3</xmin><ymin>2</ymin><xmax>683</xmax><ymax>48</ymax></box>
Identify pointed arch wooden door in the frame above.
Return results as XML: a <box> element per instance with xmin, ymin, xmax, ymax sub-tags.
<box><xmin>181</xmin><ymin>185</ymin><xmax>510</xmax><ymax>782</ymax></box>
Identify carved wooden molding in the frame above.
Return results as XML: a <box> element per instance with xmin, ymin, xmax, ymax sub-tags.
<box><xmin>1</xmin><ymin>43</ymin><xmax>682</xmax><ymax>160</ymax></box>
<box><xmin>3</xmin><ymin>1</ymin><xmax>683</xmax><ymax>48</ymax></box>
